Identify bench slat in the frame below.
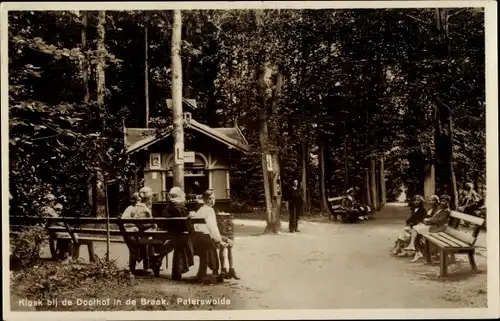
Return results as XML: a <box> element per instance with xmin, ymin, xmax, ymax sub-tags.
<box><xmin>436</xmin><ymin>232</ymin><xmax>470</xmax><ymax>248</ymax></box>
<box><xmin>55</xmin><ymin>235</ymin><xmax>124</xmax><ymax>243</ymax></box>
<box><xmin>424</xmin><ymin>234</ymin><xmax>455</xmax><ymax>249</ymax></box>
<box><xmin>10</xmin><ymin>216</ymin><xmax>205</xmax><ymax>225</ymax></box>
<box><xmin>48</xmin><ymin>227</ymin><xmax>123</xmax><ymax>235</ymax></box>
<box><xmin>430</xmin><ymin>233</ymin><xmax>462</xmax><ymax>248</ymax></box>
<box><xmin>444</xmin><ymin>227</ymin><xmax>475</xmax><ymax>246</ymax></box>
<box><xmin>450</xmin><ymin>211</ymin><xmax>485</xmax><ymax>226</ymax></box>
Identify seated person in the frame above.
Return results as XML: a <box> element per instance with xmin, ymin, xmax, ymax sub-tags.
<box><xmin>123</xmin><ymin>187</ymin><xmax>157</xmax><ymax>271</ymax></box>
<box><xmin>121</xmin><ymin>192</ymin><xmax>140</xmax><ymax>231</ymax></box>
<box><xmin>40</xmin><ymin>193</ymin><xmax>74</xmax><ymax>260</ymax></box>
<box><xmin>161</xmin><ymin>187</ymin><xmax>195</xmax><ymax>278</ymax></box>
<box><xmin>190</xmin><ymin>190</ymin><xmax>239</xmax><ymax>282</ymax></box>
<box><xmin>404</xmin><ymin>194</ymin><xmax>451</xmax><ymax>262</ymax></box>
<box><xmin>343</xmin><ymin>188</ymin><xmax>369</xmax><ymax>220</ymax></box>
<box><xmin>458</xmin><ymin>182</ymin><xmax>482</xmax><ymax>214</ymax></box>
<box><xmin>129</xmin><ymin>187</ymin><xmax>157</xmax><ymax>232</ymax></box>
<box><xmin>391</xmin><ymin>195</ymin><xmax>427</xmax><ymax>256</ymax></box>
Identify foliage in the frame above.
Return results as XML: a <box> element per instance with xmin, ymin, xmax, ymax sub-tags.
<box><xmin>10</xmin><ymin>225</ymin><xmax>48</xmax><ymax>270</ymax></box>
<box><xmin>8</xmin><ymin>8</ymin><xmax>486</xmax><ymax>215</ymax></box>
<box><xmin>11</xmin><ymin>258</ymin><xmax>133</xmax><ymax>310</ymax></box>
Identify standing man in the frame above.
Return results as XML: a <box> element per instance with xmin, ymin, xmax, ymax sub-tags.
<box><xmin>285</xmin><ymin>179</ymin><xmax>303</xmax><ymax>233</ymax></box>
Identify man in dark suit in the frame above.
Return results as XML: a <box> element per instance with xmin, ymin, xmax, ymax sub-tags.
<box><xmin>285</xmin><ymin>180</ymin><xmax>303</xmax><ymax>233</ymax></box>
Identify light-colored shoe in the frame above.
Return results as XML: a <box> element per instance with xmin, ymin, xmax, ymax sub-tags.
<box><xmin>411</xmin><ymin>252</ymin><xmax>424</xmax><ymax>263</ymax></box>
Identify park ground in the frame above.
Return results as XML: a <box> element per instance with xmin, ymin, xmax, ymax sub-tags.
<box><xmin>10</xmin><ymin>203</ymin><xmax>487</xmax><ymax>311</ymax></box>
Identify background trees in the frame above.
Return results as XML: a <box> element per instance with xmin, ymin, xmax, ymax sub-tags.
<box><xmin>8</xmin><ymin>8</ymin><xmax>486</xmax><ymax>218</ymax></box>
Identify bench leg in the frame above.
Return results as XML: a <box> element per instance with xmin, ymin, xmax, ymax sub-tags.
<box><xmin>424</xmin><ymin>240</ymin><xmax>432</xmax><ymax>264</ymax></box>
<box><xmin>49</xmin><ymin>239</ymin><xmax>57</xmax><ymax>260</ymax></box>
<box><xmin>468</xmin><ymin>251</ymin><xmax>478</xmax><ymax>273</ymax></box>
<box><xmin>87</xmin><ymin>243</ymin><xmax>96</xmax><ymax>262</ymax></box>
<box><xmin>71</xmin><ymin>243</ymin><xmax>81</xmax><ymax>261</ymax></box>
<box><xmin>448</xmin><ymin>253</ymin><xmax>456</xmax><ymax>264</ymax></box>
<box><xmin>440</xmin><ymin>249</ymin><xmax>448</xmax><ymax>277</ymax></box>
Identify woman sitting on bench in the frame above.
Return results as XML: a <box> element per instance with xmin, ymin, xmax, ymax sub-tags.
<box><xmin>390</xmin><ymin>195</ymin><xmax>427</xmax><ymax>256</ymax></box>
<box><xmin>343</xmin><ymin>188</ymin><xmax>369</xmax><ymax>221</ymax></box>
<box><xmin>404</xmin><ymin>194</ymin><xmax>451</xmax><ymax>262</ymax></box>
<box><xmin>190</xmin><ymin>190</ymin><xmax>239</xmax><ymax>283</ymax></box>
<box><xmin>162</xmin><ymin>187</ymin><xmax>195</xmax><ymax>278</ymax></box>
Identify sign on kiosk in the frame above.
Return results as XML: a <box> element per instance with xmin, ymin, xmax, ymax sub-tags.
<box><xmin>184</xmin><ymin>151</ymin><xmax>195</xmax><ymax>163</ymax></box>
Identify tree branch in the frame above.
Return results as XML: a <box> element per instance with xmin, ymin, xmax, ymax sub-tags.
<box><xmin>404</xmin><ymin>13</ymin><xmax>430</xmax><ymax>25</ymax></box>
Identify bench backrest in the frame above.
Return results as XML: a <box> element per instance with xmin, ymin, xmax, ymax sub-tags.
<box><xmin>446</xmin><ymin>211</ymin><xmax>485</xmax><ymax>246</ymax></box>
<box><xmin>10</xmin><ymin>216</ymin><xmax>206</xmax><ymax>239</ymax></box>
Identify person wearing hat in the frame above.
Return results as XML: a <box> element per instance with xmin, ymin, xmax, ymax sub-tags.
<box><xmin>343</xmin><ymin>188</ymin><xmax>369</xmax><ymax>221</ymax></box>
<box><xmin>40</xmin><ymin>193</ymin><xmax>74</xmax><ymax>260</ymax></box>
<box><xmin>404</xmin><ymin>194</ymin><xmax>452</xmax><ymax>262</ymax></box>
<box><xmin>390</xmin><ymin>195</ymin><xmax>427</xmax><ymax>256</ymax></box>
<box><xmin>162</xmin><ymin>186</ymin><xmax>195</xmax><ymax>279</ymax></box>
<box><xmin>284</xmin><ymin>180</ymin><xmax>304</xmax><ymax>233</ymax></box>
<box><xmin>458</xmin><ymin>182</ymin><xmax>482</xmax><ymax>215</ymax></box>
<box><xmin>121</xmin><ymin>192</ymin><xmax>141</xmax><ymax>231</ymax></box>
<box><xmin>130</xmin><ymin>187</ymin><xmax>157</xmax><ymax>231</ymax></box>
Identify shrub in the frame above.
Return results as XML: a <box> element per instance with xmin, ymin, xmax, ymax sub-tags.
<box><xmin>10</xmin><ymin>225</ymin><xmax>48</xmax><ymax>270</ymax></box>
<box><xmin>11</xmin><ymin>257</ymin><xmax>133</xmax><ymax>310</ymax></box>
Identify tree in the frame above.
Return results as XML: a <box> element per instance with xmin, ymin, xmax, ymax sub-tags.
<box><xmin>171</xmin><ymin>9</ymin><xmax>184</xmax><ymax>190</ymax></box>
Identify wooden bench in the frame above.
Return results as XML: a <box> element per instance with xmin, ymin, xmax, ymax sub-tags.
<box><xmin>115</xmin><ymin>217</ymin><xmax>205</xmax><ymax>278</ymax></box>
<box><xmin>327</xmin><ymin>196</ymin><xmax>346</xmax><ymax>221</ymax></box>
<box><xmin>10</xmin><ymin>215</ymin><xmax>207</xmax><ymax>279</ymax></box>
<box><xmin>422</xmin><ymin>210</ymin><xmax>485</xmax><ymax>277</ymax></box>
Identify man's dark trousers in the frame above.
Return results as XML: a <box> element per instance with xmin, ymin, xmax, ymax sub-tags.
<box><xmin>288</xmin><ymin>201</ymin><xmax>301</xmax><ymax>232</ymax></box>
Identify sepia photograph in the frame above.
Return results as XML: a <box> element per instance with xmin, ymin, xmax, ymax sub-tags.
<box><xmin>2</xmin><ymin>1</ymin><xmax>498</xmax><ymax>320</ymax></box>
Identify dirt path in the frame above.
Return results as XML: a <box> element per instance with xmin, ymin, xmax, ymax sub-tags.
<box><xmin>45</xmin><ymin>203</ymin><xmax>487</xmax><ymax>310</ymax></box>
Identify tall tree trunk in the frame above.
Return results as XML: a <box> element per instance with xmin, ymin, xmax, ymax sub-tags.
<box><xmin>448</xmin><ymin>106</ymin><xmax>459</xmax><ymax>210</ymax></box>
<box><xmin>319</xmin><ymin>144</ymin><xmax>329</xmax><ymax>213</ymax></box>
<box><xmin>301</xmin><ymin>140</ymin><xmax>308</xmax><ymax>214</ymax></box>
<box><xmin>380</xmin><ymin>154</ymin><xmax>386</xmax><ymax>206</ymax></box>
<box><xmin>343</xmin><ymin>121</ymin><xmax>349</xmax><ymax>189</ymax></box>
<box><xmin>96</xmin><ymin>11</ymin><xmax>109</xmax><ymax>258</ymax></box>
<box><xmin>364</xmin><ymin>168</ymin><xmax>372</xmax><ymax>207</ymax></box>
<box><xmin>81</xmin><ymin>11</ymin><xmax>90</xmax><ymax>104</ymax></box>
<box><xmin>423</xmin><ymin>163</ymin><xmax>436</xmax><ymax>199</ymax></box>
<box><xmin>370</xmin><ymin>156</ymin><xmax>379</xmax><ymax>211</ymax></box>
<box><xmin>96</xmin><ymin>11</ymin><xmax>106</xmax><ymax>108</ymax></box>
<box><xmin>255</xmin><ymin>10</ymin><xmax>282</xmax><ymax>233</ymax></box>
<box><xmin>81</xmin><ymin>11</ymin><xmax>94</xmax><ymax>215</ymax></box>
<box><xmin>171</xmin><ymin>10</ymin><xmax>184</xmax><ymax>190</ymax></box>
<box><xmin>144</xmin><ymin>22</ymin><xmax>150</xmax><ymax>128</ymax></box>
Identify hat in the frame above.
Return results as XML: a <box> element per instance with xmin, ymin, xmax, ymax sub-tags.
<box><xmin>138</xmin><ymin>187</ymin><xmax>153</xmax><ymax>200</ymax></box>
<box><xmin>169</xmin><ymin>187</ymin><xmax>186</xmax><ymax>202</ymax></box>
<box><xmin>428</xmin><ymin>195</ymin><xmax>439</xmax><ymax>202</ymax></box>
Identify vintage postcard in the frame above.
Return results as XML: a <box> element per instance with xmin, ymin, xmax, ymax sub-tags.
<box><xmin>2</xmin><ymin>1</ymin><xmax>498</xmax><ymax>320</ymax></box>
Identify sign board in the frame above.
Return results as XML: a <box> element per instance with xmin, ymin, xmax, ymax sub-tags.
<box><xmin>174</xmin><ymin>143</ymin><xmax>184</xmax><ymax>165</ymax></box>
<box><xmin>150</xmin><ymin>153</ymin><xmax>161</xmax><ymax>169</ymax></box>
<box><xmin>266</xmin><ymin>154</ymin><xmax>273</xmax><ymax>172</ymax></box>
<box><xmin>184</xmin><ymin>151</ymin><xmax>195</xmax><ymax>163</ymax></box>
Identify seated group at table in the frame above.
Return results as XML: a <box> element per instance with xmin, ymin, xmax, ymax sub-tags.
<box><xmin>121</xmin><ymin>186</ymin><xmax>239</xmax><ymax>282</ymax></box>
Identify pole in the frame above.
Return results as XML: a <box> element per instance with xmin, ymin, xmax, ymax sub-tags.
<box><xmin>171</xmin><ymin>10</ymin><xmax>184</xmax><ymax>190</ymax></box>
<box><xmin>104</xmin><ymin>179</ymin><xmax>110</xmax><ymax>262</ymax></box>
<box><xmin>144</xmin><ymin>21</ymin><xmax>150</xmax><ymax>128</ymax></box>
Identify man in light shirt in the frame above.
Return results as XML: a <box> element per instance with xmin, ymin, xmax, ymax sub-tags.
<box><xmin>190</xmin><ymin>190</ymin><xmax>239</xmax><ymax>281</ymax></box>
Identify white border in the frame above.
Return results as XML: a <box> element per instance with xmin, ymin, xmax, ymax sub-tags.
<box><xmin>1</xmin><ymin>1</ymin><xmax>498</xmax><ymax>320</ymax></box>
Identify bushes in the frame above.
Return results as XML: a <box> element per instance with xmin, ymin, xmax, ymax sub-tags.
<box><xmin>11</xmin><ymin>258</ymin><xmax>134</xmax><ymax>311</ymax></box>
<box><xmin>10</xmin><ymin>225</ymin><xmax>48</xmax><ymax>270</ymax></box>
